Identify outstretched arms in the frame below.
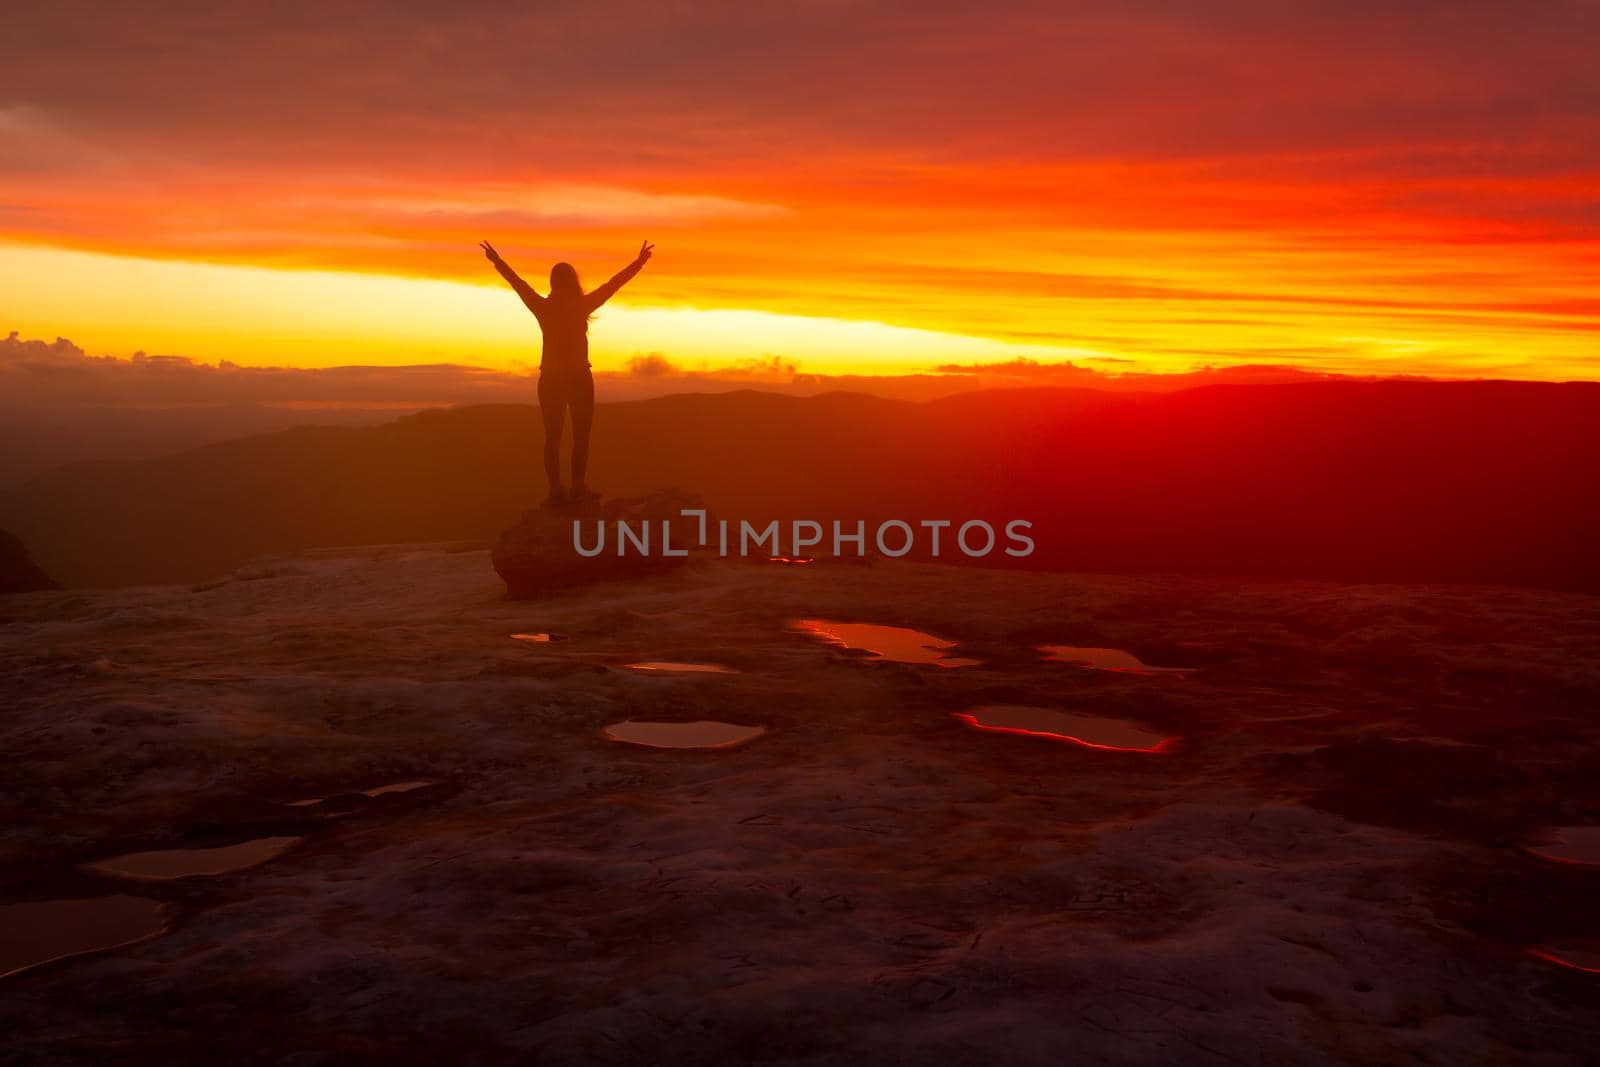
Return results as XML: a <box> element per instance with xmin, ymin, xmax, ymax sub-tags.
<box><xmin>480</xmin><ymin>240</ymin><xmax>544</xmax><ymax>313</ymax></box>
<box><xmin>584</xmin><ymin>240</ymin><xmax>655</xmax><ymax>313</ymax></box>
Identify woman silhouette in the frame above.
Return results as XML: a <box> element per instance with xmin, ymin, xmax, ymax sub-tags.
<box><xmin>481</xmin><ymin>239</ymin><xmax>654</xmax><ymax>505</ymax></box>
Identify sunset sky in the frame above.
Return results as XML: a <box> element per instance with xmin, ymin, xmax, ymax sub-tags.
<box><xmin>4</xmin><ymin>1</ymin><xmax>1599</xmax><ymax>382</ymax></box>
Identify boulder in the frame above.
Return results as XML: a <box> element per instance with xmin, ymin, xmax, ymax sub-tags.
<box><xmin>492</xmin><ymin>488</ymin><xmax>703</xmax><ymax>600</ymax></box>
<box><xmin>0</xmin><ymin>528</ymin><xmax>57</xmax><ymax>594</ymax></box>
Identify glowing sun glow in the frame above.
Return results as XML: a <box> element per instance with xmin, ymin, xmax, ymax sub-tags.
<box><xmin>5</xmin><ymin>4</ymin><xmax>1600</xmax><ymax>383</ymax></box>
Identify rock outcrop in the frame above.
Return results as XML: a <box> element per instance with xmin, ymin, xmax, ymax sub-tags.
<box><xmin>0</xmin><ymin>528</ymin><xmax>57</xmax><ymax>594</ymax></box>
<box><xmin>491</xmin><ymin>488</ymin><xmax>703</xmax><ymax>599</ymax></box>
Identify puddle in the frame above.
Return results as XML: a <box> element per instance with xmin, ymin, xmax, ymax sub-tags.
<box><xmin>511</xmin><ymin>632</ymin><xmax>555</xmax><ymax>643</ymax></box>
<box><xmin>1246</xmin><ymin>711</ymin><xmax>1343</xmax><ymax>723</ymax></box>
<box><xmin>85</xmin><ymin>836</ymin><xmax>301</xmax><ymax>880</ymax></box>
<box><xmin>1529</xmin><ymin>943</ymin><xmax>1600</xmax><ymax>975</ymax></box>
<box><xmin>1523</xmin><ymin>826</ymin><xmax>1600</xmax><ymax>867</ymax></box>
<box><xmin>623</xmin><ymin>661</ymin><xmax>739</xmax><ymax>674</ymax></box>
<box><xmin>793</xmin><ymin>619</ymin><xmax>979</xmax><ymax>667</ymax></box>
<box><xmin>603</xmin><ymin>720</ymin><xmax>766</xmax><ymax>749</ymax></box>
<box><xmin>286</xmin><ymin>780</ymin><xmax>436</xmax><ymax>806</ymax></box>
<box><xmin>363</xmin><ymin>780</ymin><xmax>435</xmax><ymax>797</ymax></box>
<box><xmin>954</xmin><ymin>706</ymin><xmax>1175</xmax><ymax>752</ymax></box>
<box><xmin>1</xmin><ymin>896</ymin><xmax>167</xmax><ymax>979</ymax></box>
<box><xmin>1037</xmin><ymin>645</ymin><xmax>1192</xmax><ymax>675</ymax></box>
<box><xmin>768</xmin><ymin>556</ymin><xmax>815</xmax><ymax>565</ymax></box>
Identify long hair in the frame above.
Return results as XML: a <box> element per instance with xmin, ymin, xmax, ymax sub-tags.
<box><xmin>548</xmin><ymin>261</ymin><xmax>593</xmax><ymax>322</ymax></box>
<box><xmin>549</xmin><ymin>262</ymin><xmax>582</xmax><ymax>299</ymax></box>
<box><xmin>553</xmin><ymin>262</ymin><xmax>598</xmax><ymax>323</ymax></box>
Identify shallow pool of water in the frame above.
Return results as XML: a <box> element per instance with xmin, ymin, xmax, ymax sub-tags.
<box><xmin>364</xmin><ymin>780</ymin><xmax>436</xmax><ymax>797</ymax></box>
<box><xmin>793</xmin><ymin>619</ymin><xmax>979</xmax><ymax>667</ymax></box>
<box><xmin>1524</xmin><ymin>826</ymin><xmax>1600</xmax><ymax>867</ymax></box>
<box><xmin>1</xmin><ymin>896</ymin><xmax>166</xmax><ymax>979</ymax></box>
<box><xmin>954</xmin><ymin>706</ymin><xmax>1174</xmax><ymax>752</ymax></box>
<box><xmin>623</xmin><ymin>661</ymin><xmax>739</xmax><ymax>674</ymax></box>
<box><xmin>1529</xmin><ymin>943</ymin><xmax>1600</xmax><ymax>975</ymax></box>
<box><xmin>1037</xmin><ymin>645</ymin><xmax>1192</xmax><ymax>674</ymax></box>
<box><xmin>286</xmin><ymin>780</ymin><xmax>436</xmax><ymax>807</ymax></box>
<box><xmin>85</xmin><ymin>836</ymin><xmax>301</xmax><ymax>880</ymax></box>
<box><xmin>603</xmin><ymin>720</ymin><xmax>766</xmax><ymax>749</ymax></box>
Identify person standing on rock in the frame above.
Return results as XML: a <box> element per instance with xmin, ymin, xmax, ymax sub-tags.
<box><xmin>481</xmin><ymin>239</ymin><xmax>655</xmax><ymax>506</ymax></box>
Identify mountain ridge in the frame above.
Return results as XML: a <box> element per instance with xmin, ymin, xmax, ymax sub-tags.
<box><xmin>4</xmin><ymin>381</ymin><xmax>1597</xmax><ymax>591</ymax></box>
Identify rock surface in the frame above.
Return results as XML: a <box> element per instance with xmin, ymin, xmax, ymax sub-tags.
<box><xmin>1</xmin><ymin>548</ymin><xmax>1598</xmax><ymax>1063</ymax></box>
<box><xmin>491</xmin><ymin>488</ymin><xmax>703</xmax><ymax>599</ymax></box>
<box><xmin>0</xmin><ymin>527</ymin><xmax>57</xmax><ymax>594</ymax></box>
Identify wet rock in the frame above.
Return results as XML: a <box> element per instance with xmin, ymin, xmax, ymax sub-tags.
<box><xmin>491</xmin><ymin>488</ymin><xmax>702</xmax><ymax>600</ymax></box>
<box><xmin>0</xmin><ymin>528</ymin><xmax>56</xmax><ymax>594</ymax></box>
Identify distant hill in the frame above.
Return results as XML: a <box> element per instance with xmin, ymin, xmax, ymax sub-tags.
<box><xmin>0</xmin><ymin>528</ymin><xmax>56</xmax><ymax>593</ymax></box>
<box><xmin>0</xmin><ymin>404</ymin><xmax>416</xmax><ymax>488</ymax></box>
<box><xmin>3</xmin><ymin>381</ymin><xmax>1598</xmax><ymax>591</ymax></box>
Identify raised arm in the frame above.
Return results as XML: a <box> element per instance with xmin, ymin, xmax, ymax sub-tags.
<box><xmin>480</xmin><ymin>240</ymin><xmax>544</xmax><ymax>313</ymax></box>
<box><xmin>584</xmin><ymin>240</ymin><xmax>654</xmax><ymax>313</ymax></box>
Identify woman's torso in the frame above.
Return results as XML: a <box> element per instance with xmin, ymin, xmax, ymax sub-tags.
<box><xmin>536</xmin><ymin>298</ymin><xmax>590</xmax><ymax>370</ymax></box>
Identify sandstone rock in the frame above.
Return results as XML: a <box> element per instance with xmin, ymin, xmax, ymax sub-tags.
<box><xmin>491</xmin><ymin>488</ymin><xmax>703</xmax><ymax>600</ymax></box>
<box><xmin>0</xmin><ymin>528</ymin><xmax>57</xmax><ymax>594</ymax></box>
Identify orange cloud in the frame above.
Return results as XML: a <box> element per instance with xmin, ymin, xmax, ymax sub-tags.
<box><xmin>2</xmin><ymin>2</ymin><xmax>1598</xmax><ymax>381</ymax></box>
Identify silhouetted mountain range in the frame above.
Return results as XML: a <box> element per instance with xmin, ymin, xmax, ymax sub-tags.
<box><xmin>0</xmin><ymin>404</ymin><xmax>413</xmax><ymax>487</ymax></box>
<box><xmin>3</xmin><ymin>381</ymin><xmax>1597</xmax><ymax>591</ymax></box>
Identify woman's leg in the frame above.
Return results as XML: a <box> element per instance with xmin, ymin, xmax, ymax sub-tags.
<box><xmin>536</xmin><ymin>371</ymin><xmax>567</xmax><ymax>499</ymax></box>
<box><xmin>569</xmin><ymin>369</ymin><xmax>597</xmax><ymax>495</ymax></box>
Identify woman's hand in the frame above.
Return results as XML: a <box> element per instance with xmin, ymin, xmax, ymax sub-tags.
<box><xmin>636</xmin><ymin>240</ymin><xmax>655</xmax><ymax>264</ymax></box>
<box><xmin>480</xmin><ymin>239</ymin><xmax>502</xmax><ymax>263</ymax></box>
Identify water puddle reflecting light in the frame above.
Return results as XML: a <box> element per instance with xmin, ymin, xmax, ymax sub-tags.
<box><xmin>624</xmin><ymin>661</ymin><xmax>739</xmax><ymax>674</ymax></box>
<box><xmin>1529</xmin><ymin>944</ymin><xmax>1600</xmax><ymax>975</ymax></box>
<box><xmin>954</xmin><ymin>706</ymin><xmax>1175</xmax><ymax>752</ymax></box>
<box><xmin>1</xmin><ymin>896</ymin><xmax>167</xmax><ymax>979</ymax></box>
<box><xmin>363</xmin><ymin>780</ymin><xmax>435</xmax><ymax>797</ymax></box>
<box><xmin>793</xmin><ymin>619</ymin><xmax>979</xmax><ymax>667</ymax></box>
<box><xmin>1038</xmin><ymin>645</ymin><xmax>1193</xmax><ymax>675</ymax></box>
<box><xmin>286</xmin><ymin>780</ymin><xmax>436</xmax><ymax>807</ymax></box>
<box><xmin>604</xmin><ymin>721</ymin><xmax>766</xmax><ymax>749</ymax></box>
<box><xmin>85</xmin><ymin>836</ymin><xmax>301</xmax><ymax>880</ymax></box>
<box><xmin>1523</xmin><ymin>826</ymin><xmax>1600</xmax><ymax>867</ymax></box>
